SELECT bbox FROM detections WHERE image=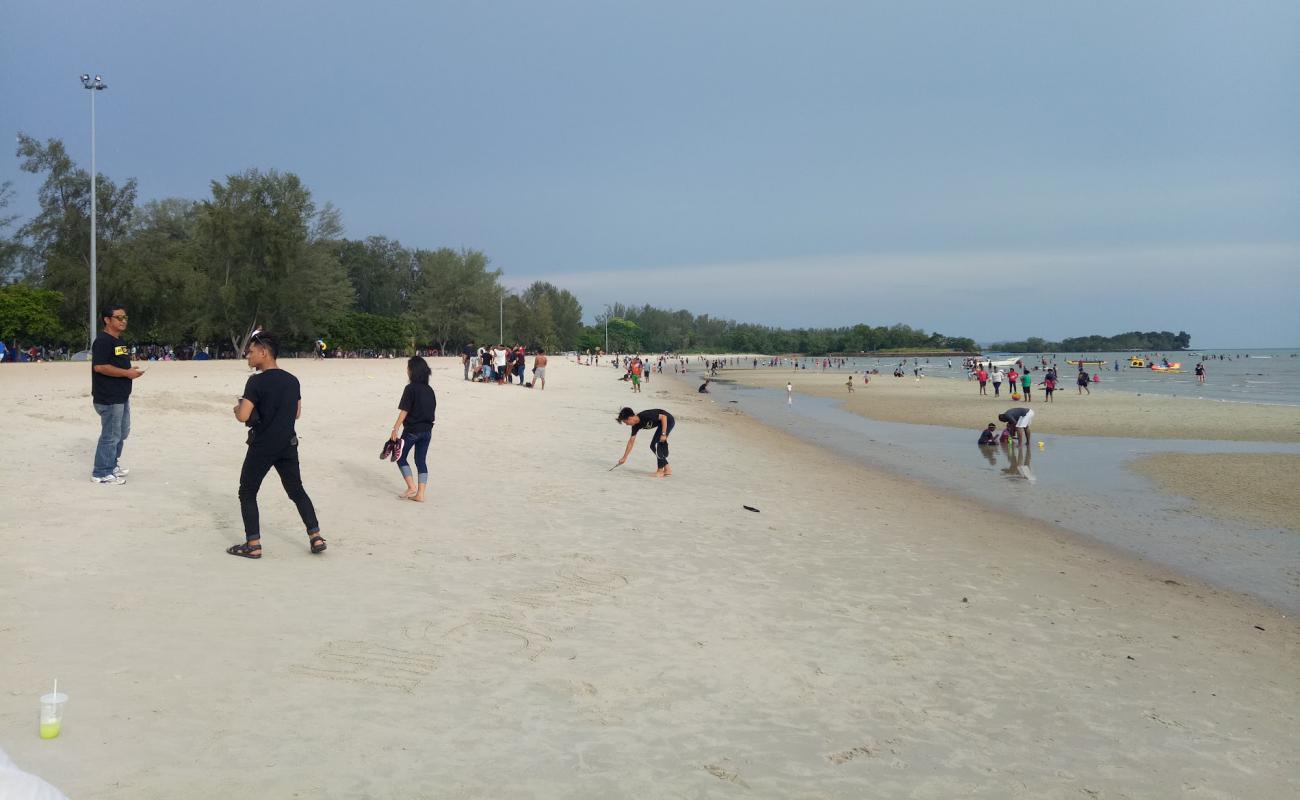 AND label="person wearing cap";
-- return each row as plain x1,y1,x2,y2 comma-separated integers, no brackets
615,407,675,478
